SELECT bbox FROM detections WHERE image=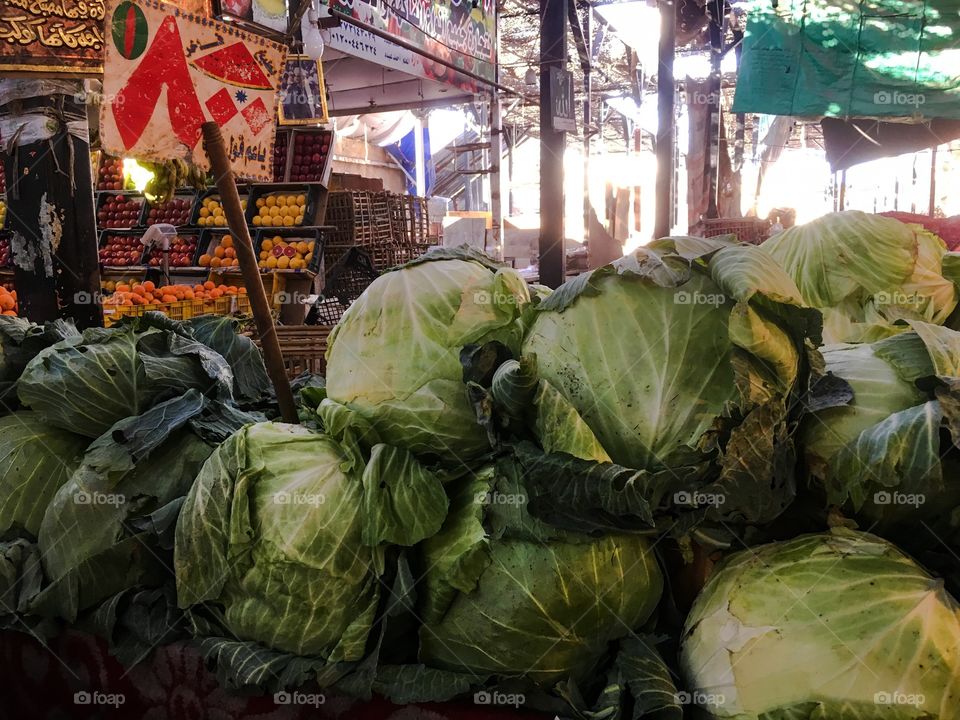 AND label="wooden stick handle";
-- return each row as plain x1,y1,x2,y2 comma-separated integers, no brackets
201,122,299,424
